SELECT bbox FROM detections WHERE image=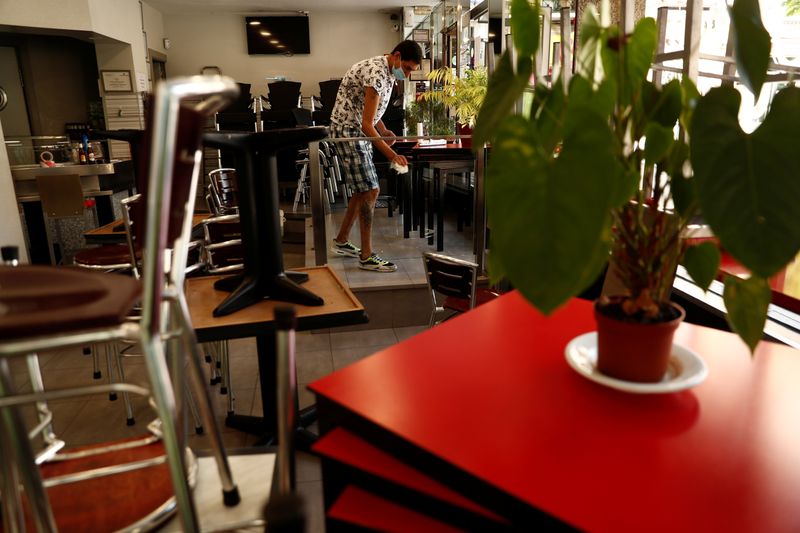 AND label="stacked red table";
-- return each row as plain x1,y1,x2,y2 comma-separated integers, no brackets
310,293,800,531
